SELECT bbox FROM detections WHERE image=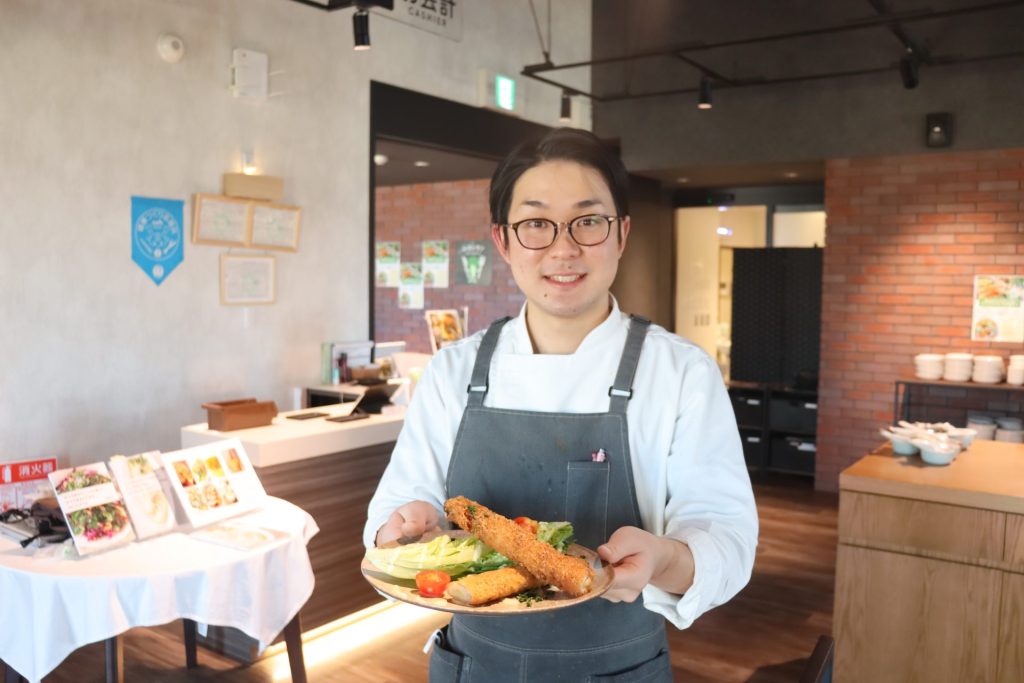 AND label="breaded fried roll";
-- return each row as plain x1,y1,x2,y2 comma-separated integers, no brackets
444,566,544,606
445,496,594,597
